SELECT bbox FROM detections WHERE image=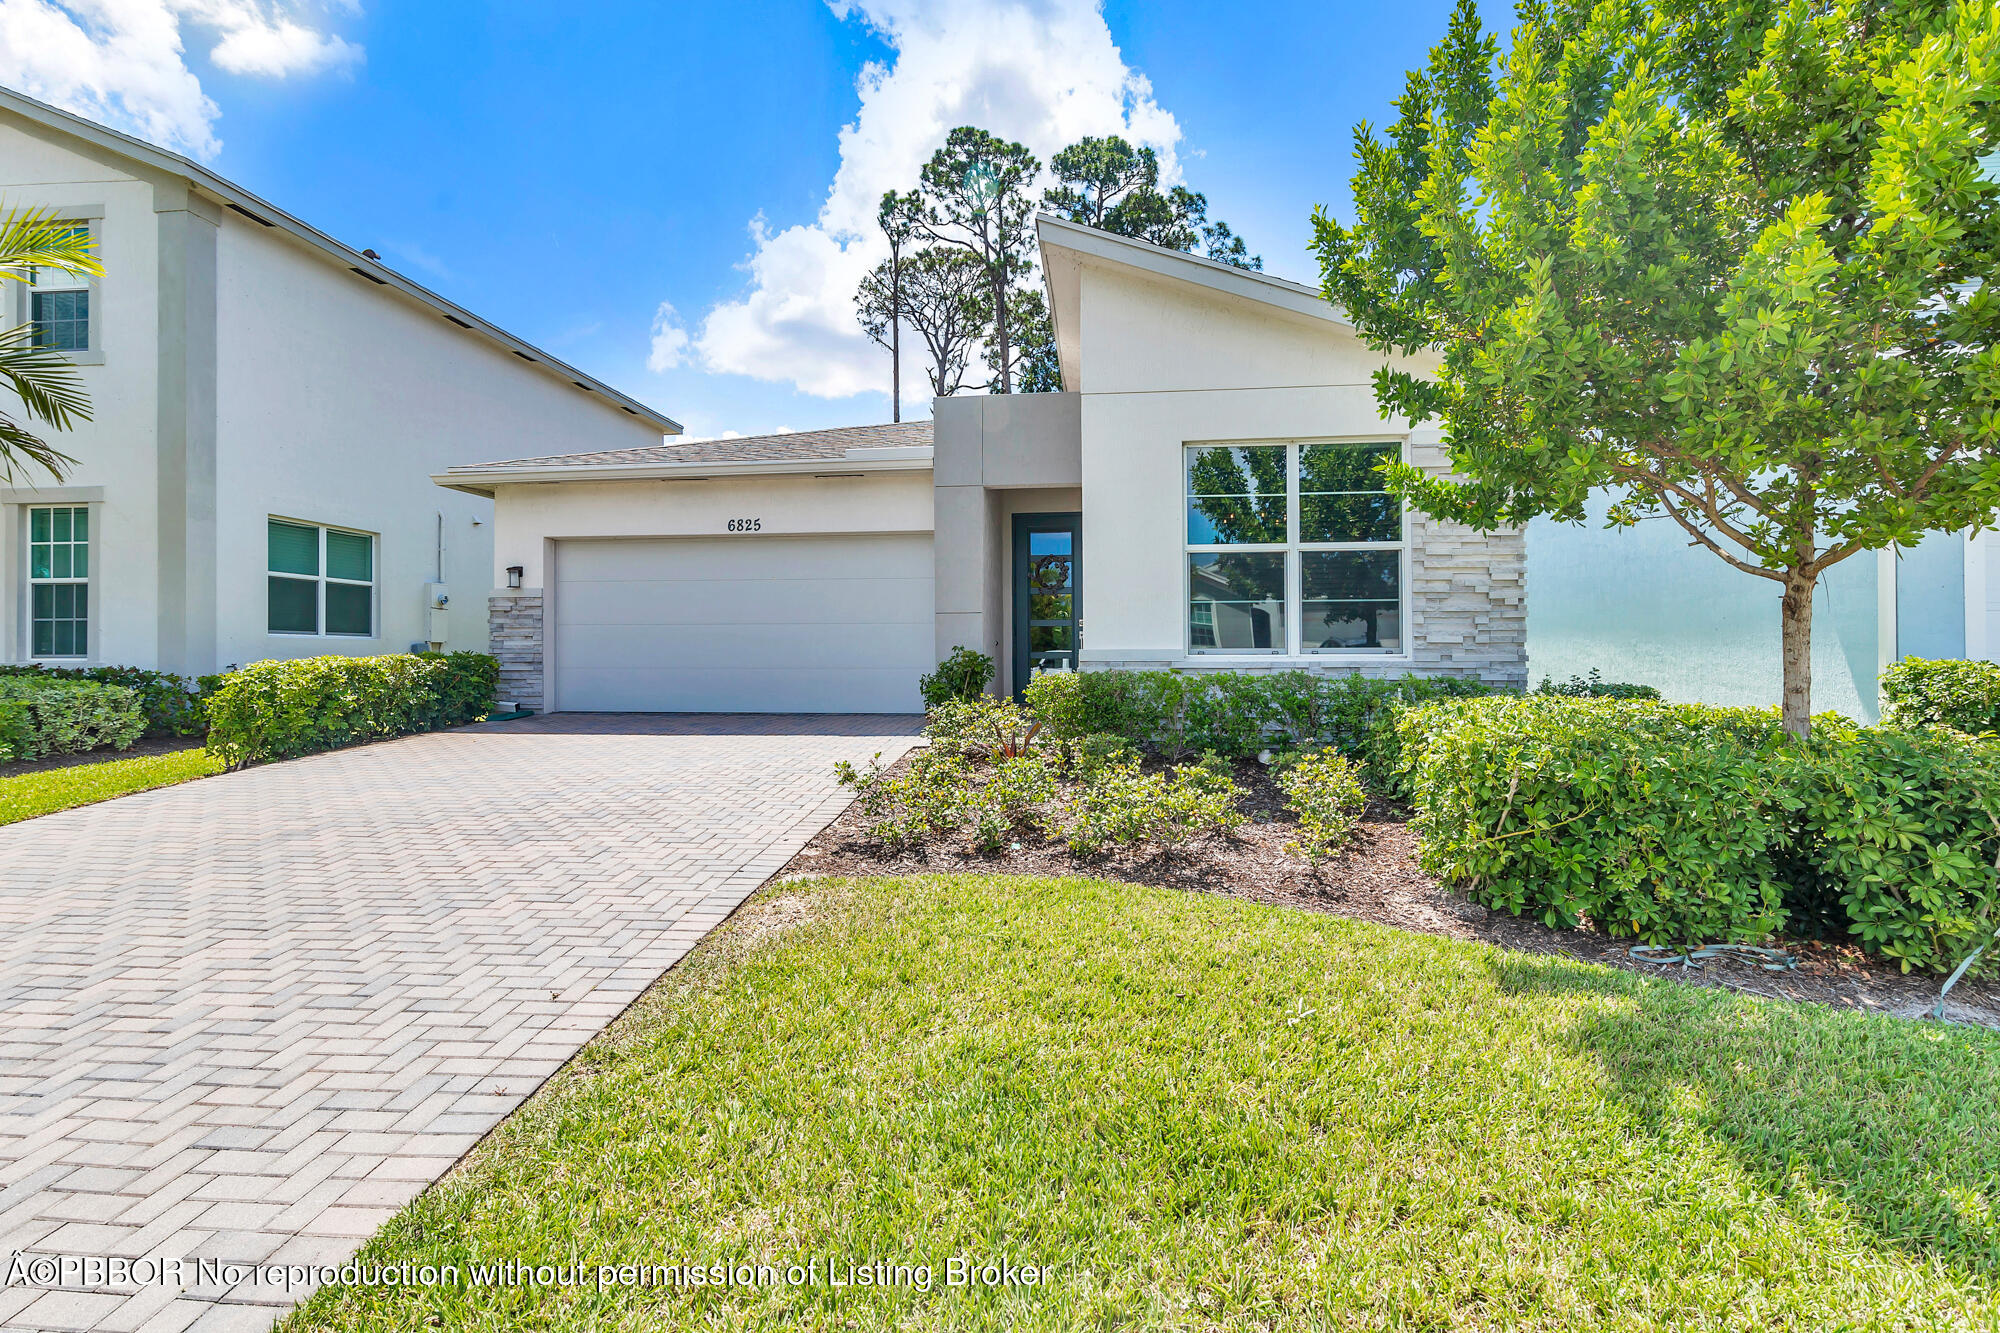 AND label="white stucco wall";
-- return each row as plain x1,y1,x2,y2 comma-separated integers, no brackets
0,120,164,666
1067,260,1523,682
212,211,665,668
1,112,671,674
1975,528,1998,664
489,470,937,590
